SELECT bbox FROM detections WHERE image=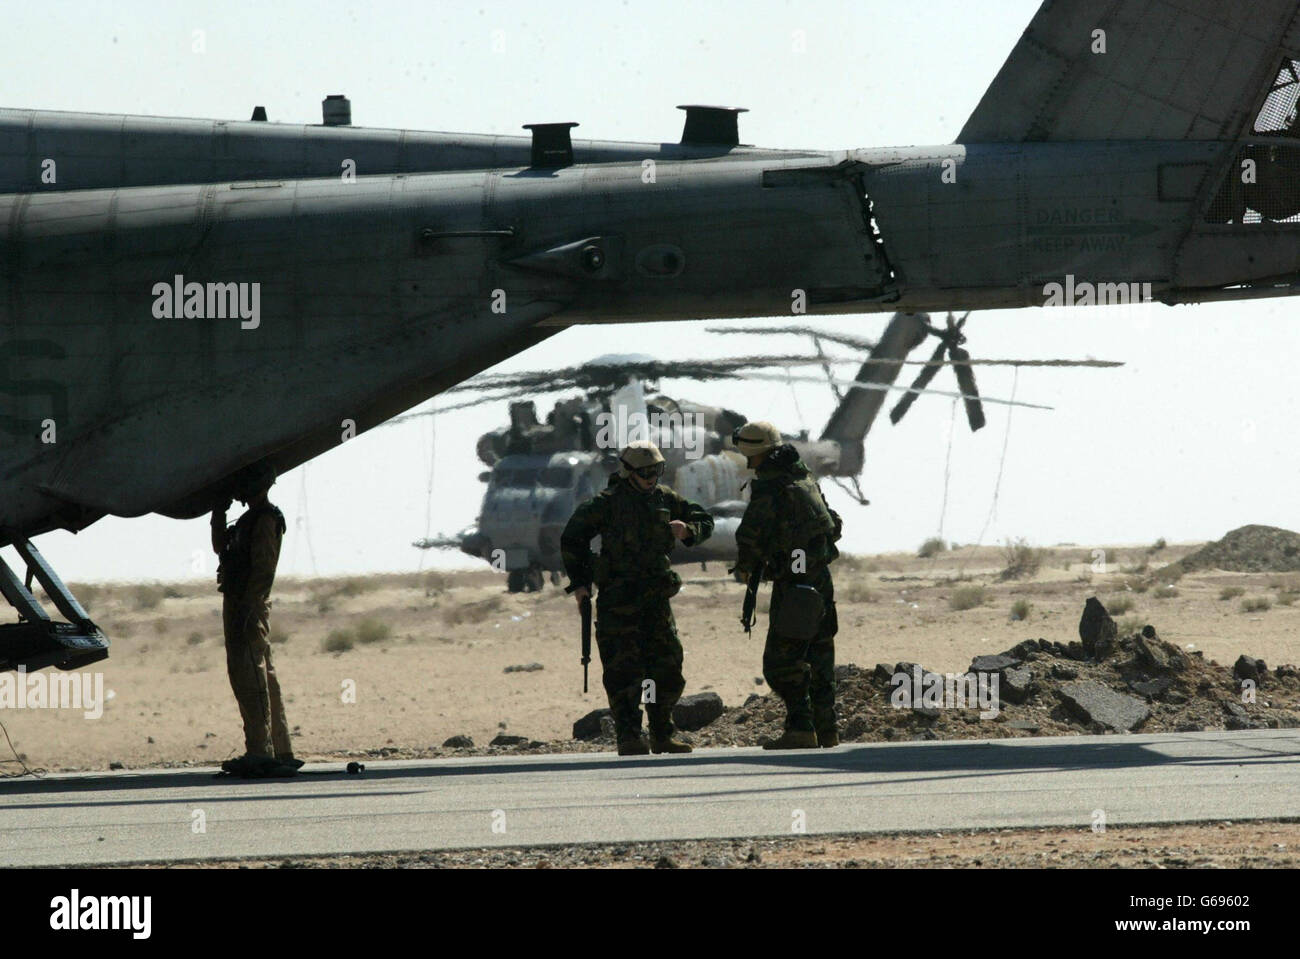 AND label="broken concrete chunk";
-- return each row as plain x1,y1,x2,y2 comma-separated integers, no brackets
1134,627,1189,673
1056,681,1150,731
572,708,612,741
1079,597,1118,659
969,654,1021,674
672,692,725,731
1001,666,1034,705
1233,655,1267,684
